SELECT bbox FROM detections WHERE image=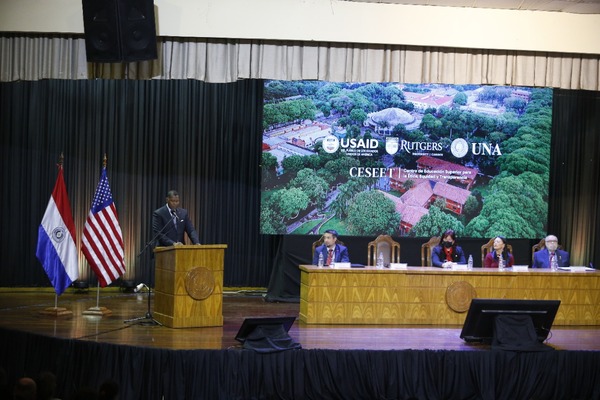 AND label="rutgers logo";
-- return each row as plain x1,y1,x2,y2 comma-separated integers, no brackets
385,137,399,155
